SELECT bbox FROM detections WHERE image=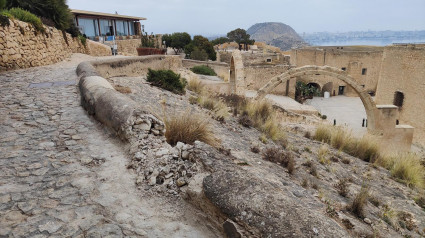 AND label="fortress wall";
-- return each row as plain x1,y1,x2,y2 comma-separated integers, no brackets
375,44,425,145
0,19,111,71
291,47,383,96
